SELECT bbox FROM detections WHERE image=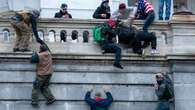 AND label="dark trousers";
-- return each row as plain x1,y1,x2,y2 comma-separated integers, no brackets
143,11,155,33
156,101,170,110
133,31,157,54
102,43,121,65
32,74,55,103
